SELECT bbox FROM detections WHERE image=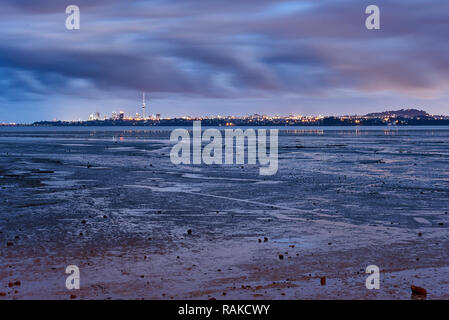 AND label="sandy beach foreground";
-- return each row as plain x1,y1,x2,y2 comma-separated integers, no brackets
1,126,448,299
